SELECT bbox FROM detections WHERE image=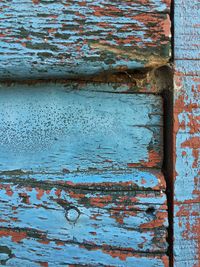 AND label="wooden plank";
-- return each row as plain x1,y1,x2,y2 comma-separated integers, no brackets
0,168,168,265
175,1,200,60
0,237,169,267
0,169,166,191
0,182,168,253
174,1,200,263
173,66,200,266
0,0,171,80
0,83,163,171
